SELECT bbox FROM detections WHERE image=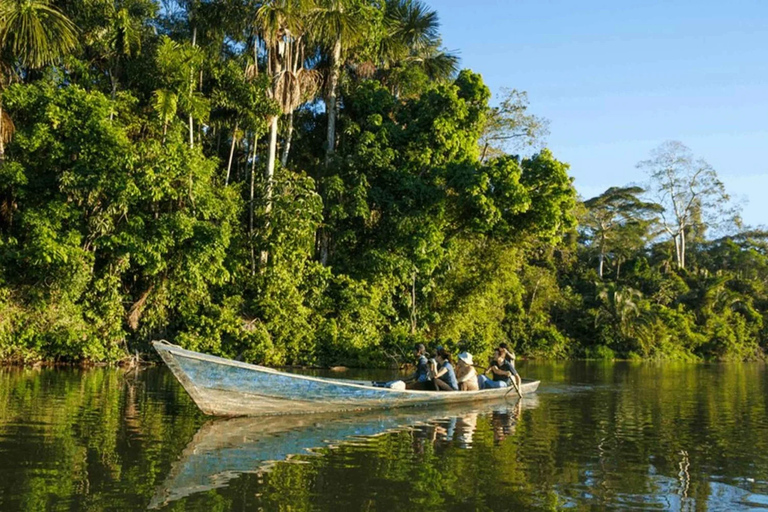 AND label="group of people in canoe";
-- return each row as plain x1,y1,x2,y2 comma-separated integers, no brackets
404,343,521,392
